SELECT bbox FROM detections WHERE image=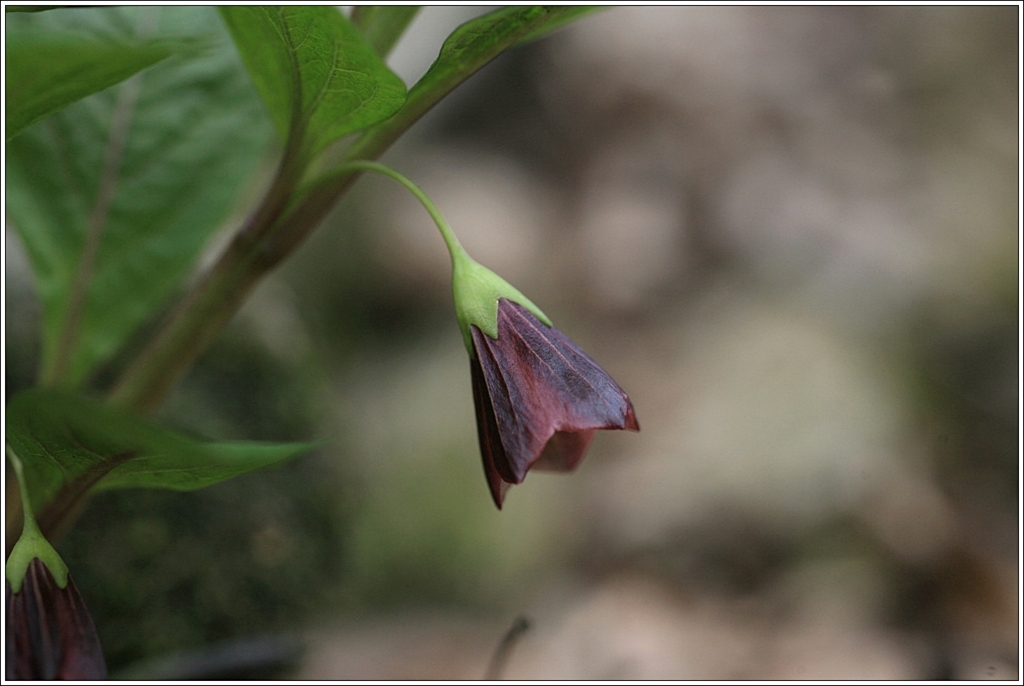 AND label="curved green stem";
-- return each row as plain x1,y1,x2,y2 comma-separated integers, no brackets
333,161,468,265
